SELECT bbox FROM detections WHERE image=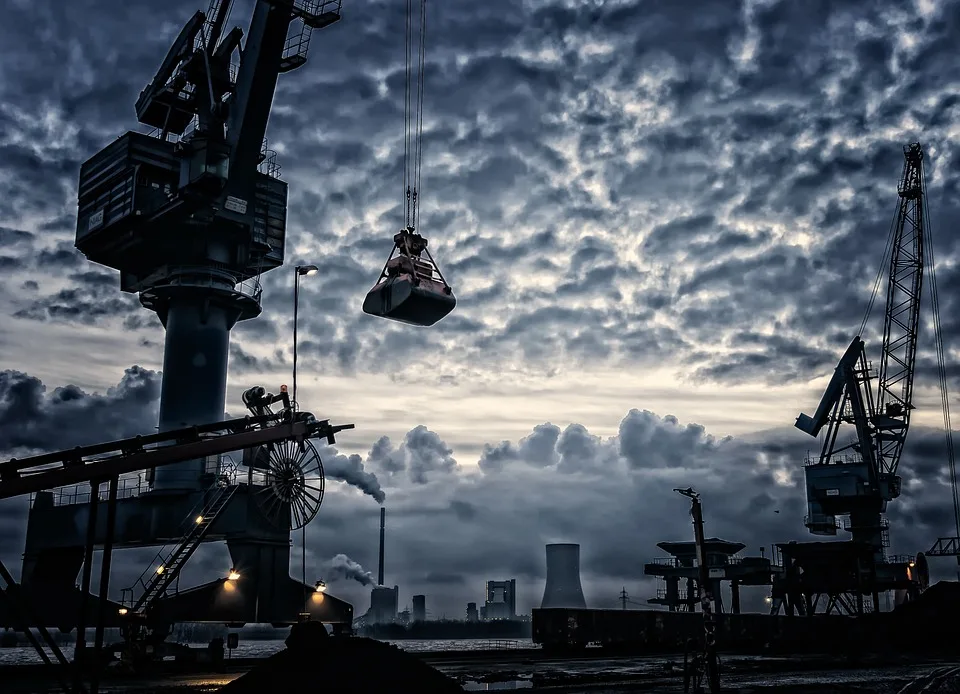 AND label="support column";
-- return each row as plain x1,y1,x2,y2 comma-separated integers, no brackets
74,481,100,687
92,475,119,694
153,300,233,492
731,580,740,615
